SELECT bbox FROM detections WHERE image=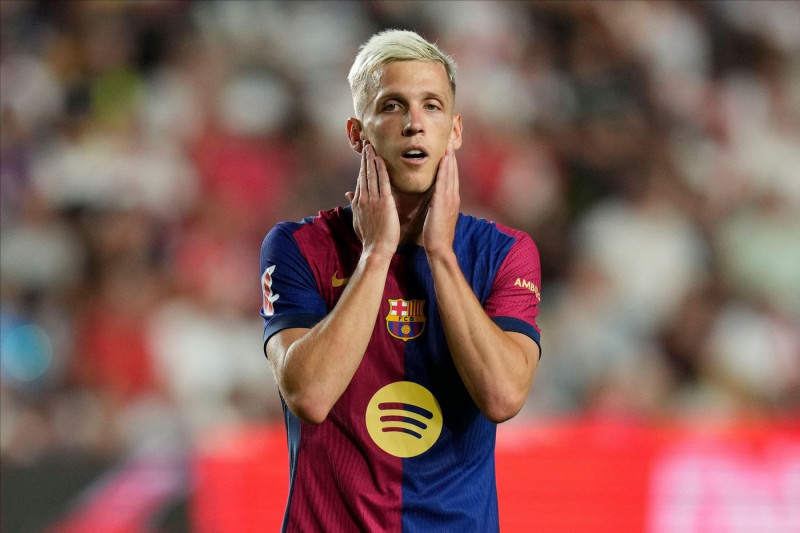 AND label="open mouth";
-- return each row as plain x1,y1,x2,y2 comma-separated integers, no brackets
402,148,428,160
